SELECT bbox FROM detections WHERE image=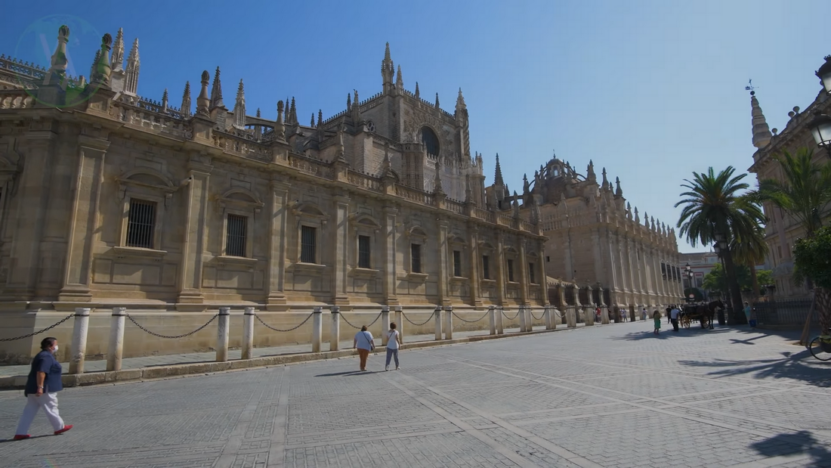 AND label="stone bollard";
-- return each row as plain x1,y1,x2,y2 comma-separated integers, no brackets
566,306,577,328
395,306,403,343
242,307,255,360
434,306,443,340
585,306,595,326
106,307,126,372
544,305,553,330
497,306,505,334
312,307,323,353
526,306,534,332
381,306,390,345
445,306,453,340
519,306,528,332
216,307,231,363
488,306,496,335
554,308,563,325
69,308,91,375
330,306,341,351
601,306,610,325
